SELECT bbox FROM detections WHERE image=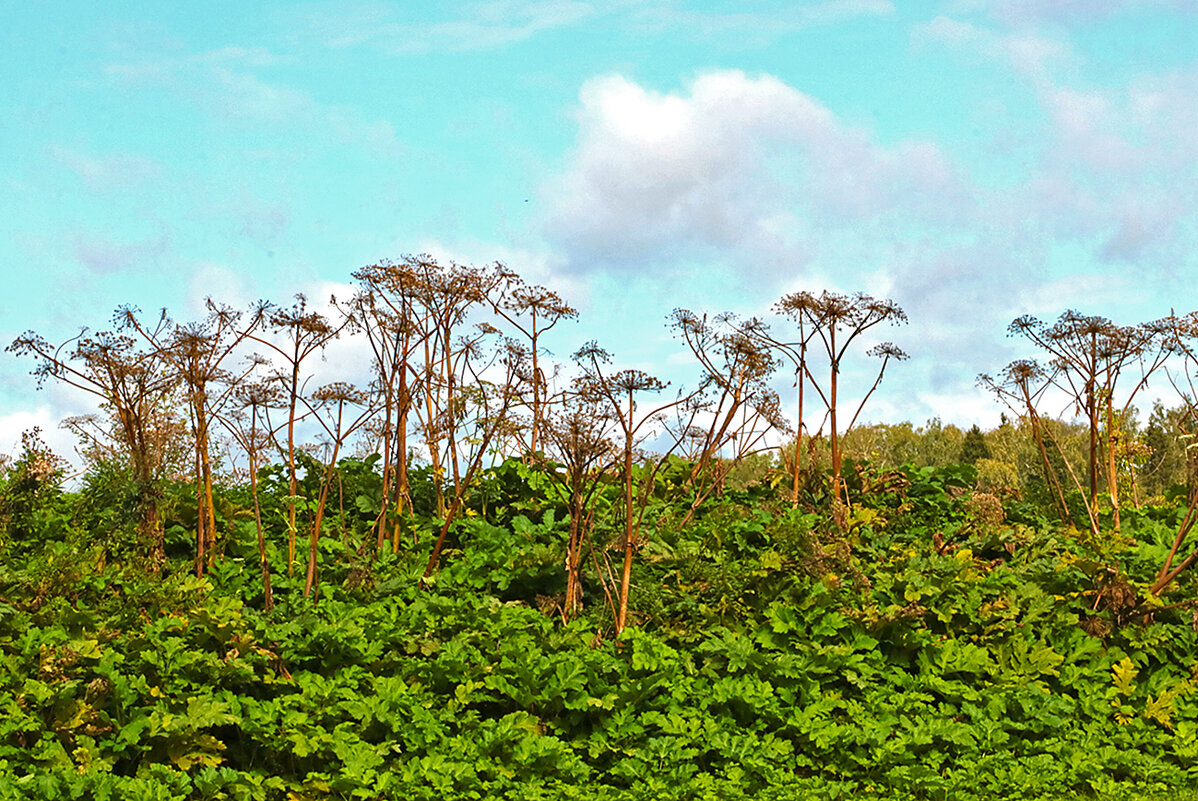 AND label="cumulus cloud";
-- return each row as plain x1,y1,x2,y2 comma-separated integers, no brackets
543,70,969,271
0,407,76,465
535,56,1198,427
